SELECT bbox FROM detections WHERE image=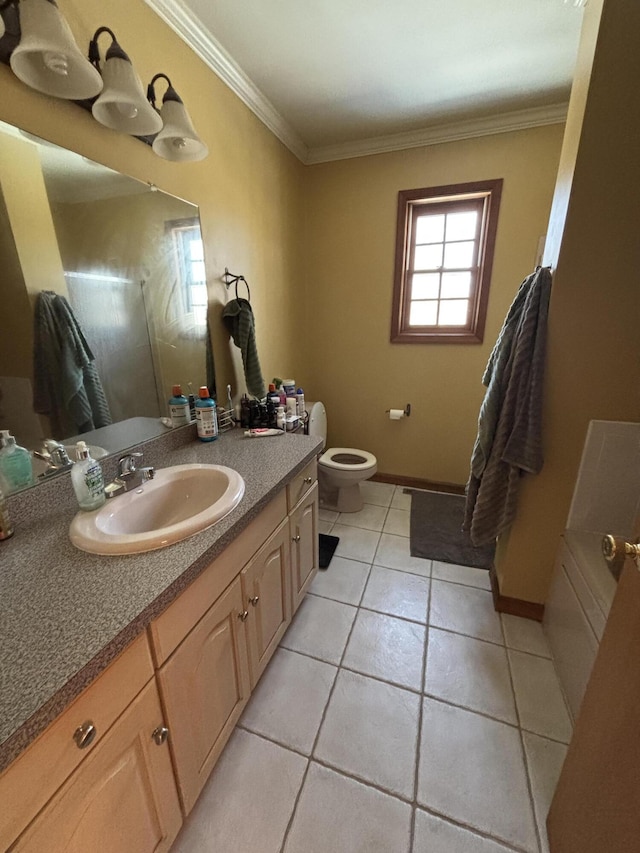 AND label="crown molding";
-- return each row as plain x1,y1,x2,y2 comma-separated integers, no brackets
144,1,567,166
305,103,569,164
143,0,309,162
